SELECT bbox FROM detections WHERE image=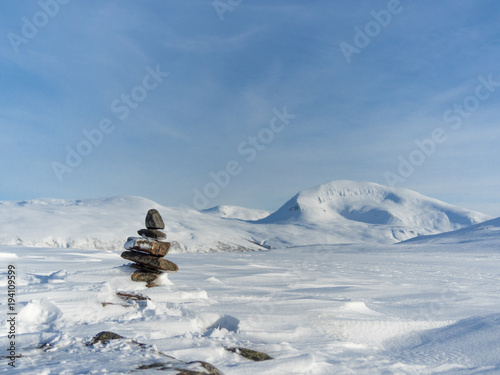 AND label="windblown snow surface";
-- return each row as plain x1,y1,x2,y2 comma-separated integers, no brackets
1,239,500,374
1,181,499,374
